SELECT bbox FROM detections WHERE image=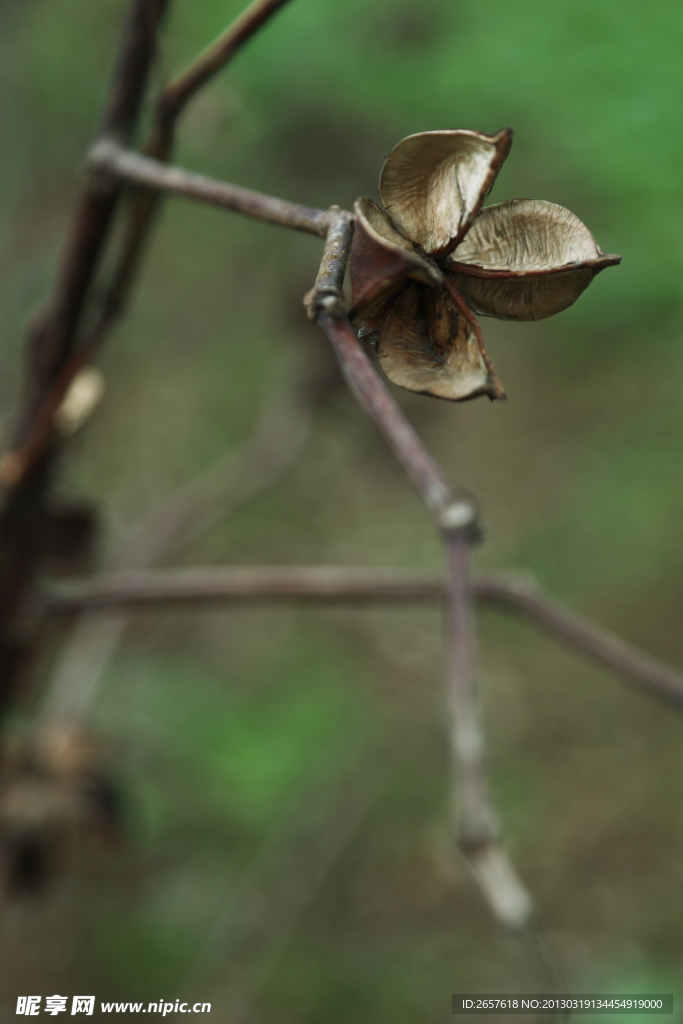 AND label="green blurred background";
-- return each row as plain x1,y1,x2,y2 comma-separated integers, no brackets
1,0,683,1019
